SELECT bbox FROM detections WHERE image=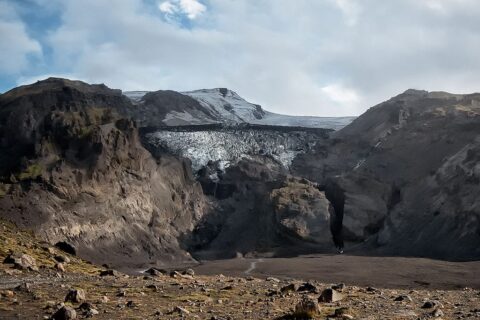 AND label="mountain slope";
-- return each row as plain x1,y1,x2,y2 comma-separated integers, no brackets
124,88,355,129
292,89,480,260
0,78,208,269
